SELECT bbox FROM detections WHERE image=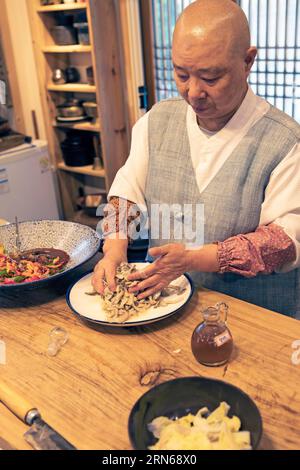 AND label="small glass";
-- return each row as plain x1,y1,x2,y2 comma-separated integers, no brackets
47,327,69,357
191,302,233,366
